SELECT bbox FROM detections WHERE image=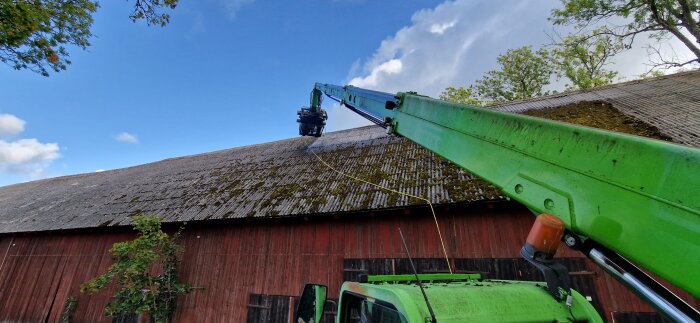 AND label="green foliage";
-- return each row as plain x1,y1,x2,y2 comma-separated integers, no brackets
0,0,97,76
551,0,700,68
552,29,624,90
474,46,554,104
441,36,624,105
59,295,78,323
640,69,666,79
131,0,179,26
81,216,195,322
439,86,483,106
0,0,177,76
